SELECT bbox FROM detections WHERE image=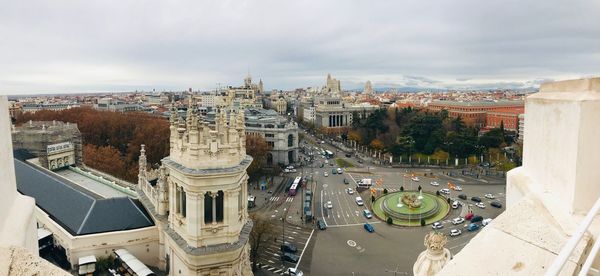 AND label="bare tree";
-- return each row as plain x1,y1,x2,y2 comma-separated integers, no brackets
249,214,275,272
